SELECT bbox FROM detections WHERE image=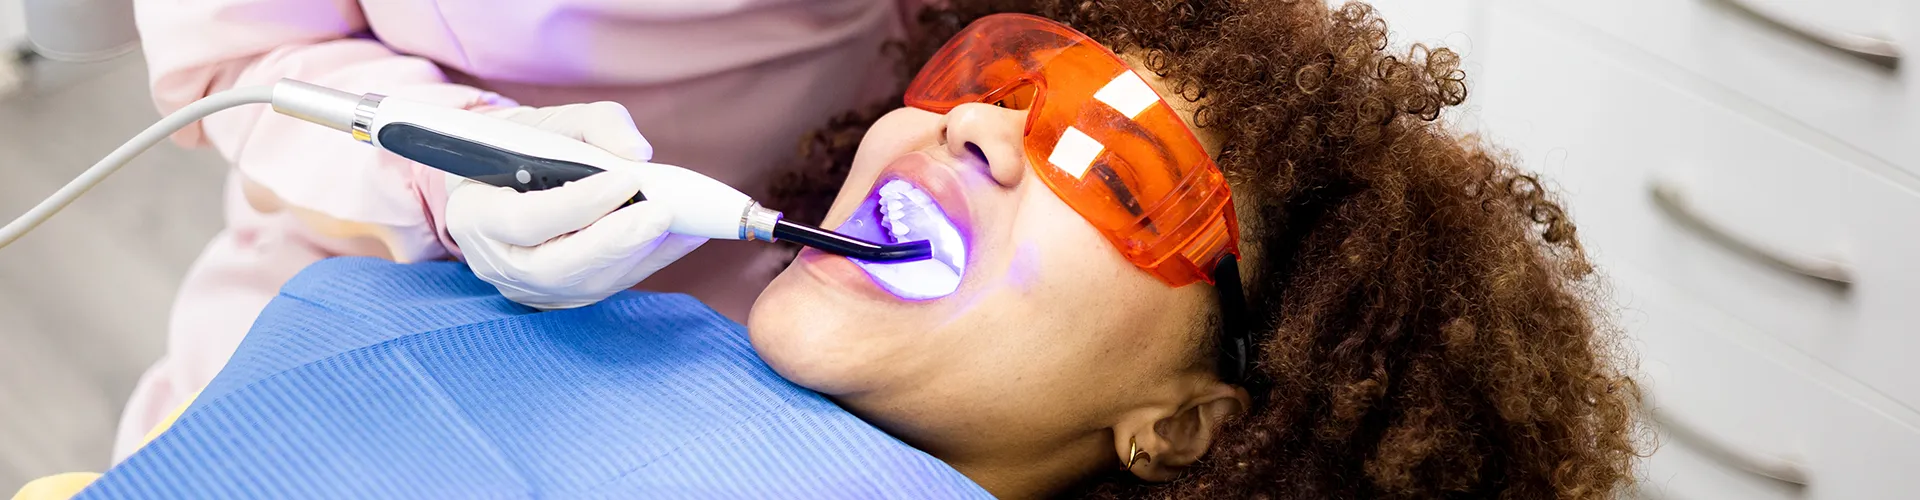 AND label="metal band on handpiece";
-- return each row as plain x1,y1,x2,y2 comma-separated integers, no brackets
740,202,781,242
350,94,385,144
